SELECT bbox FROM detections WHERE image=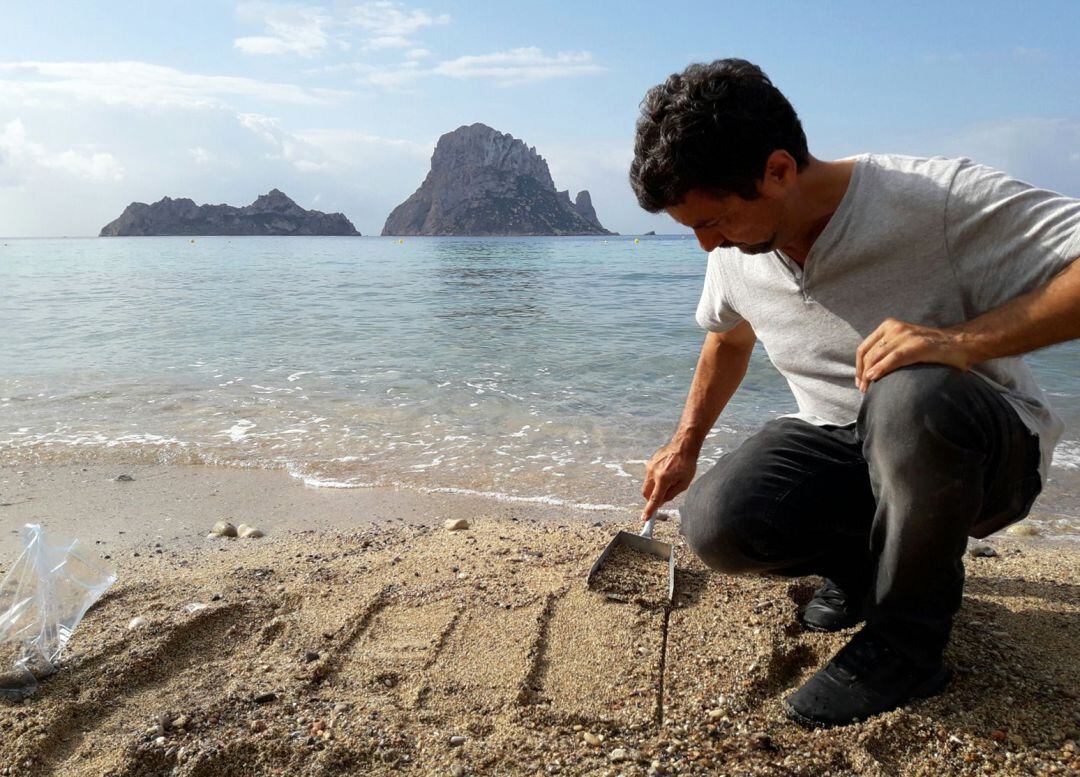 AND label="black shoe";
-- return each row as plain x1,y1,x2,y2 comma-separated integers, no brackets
800,579,864,632
783,627,950,728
